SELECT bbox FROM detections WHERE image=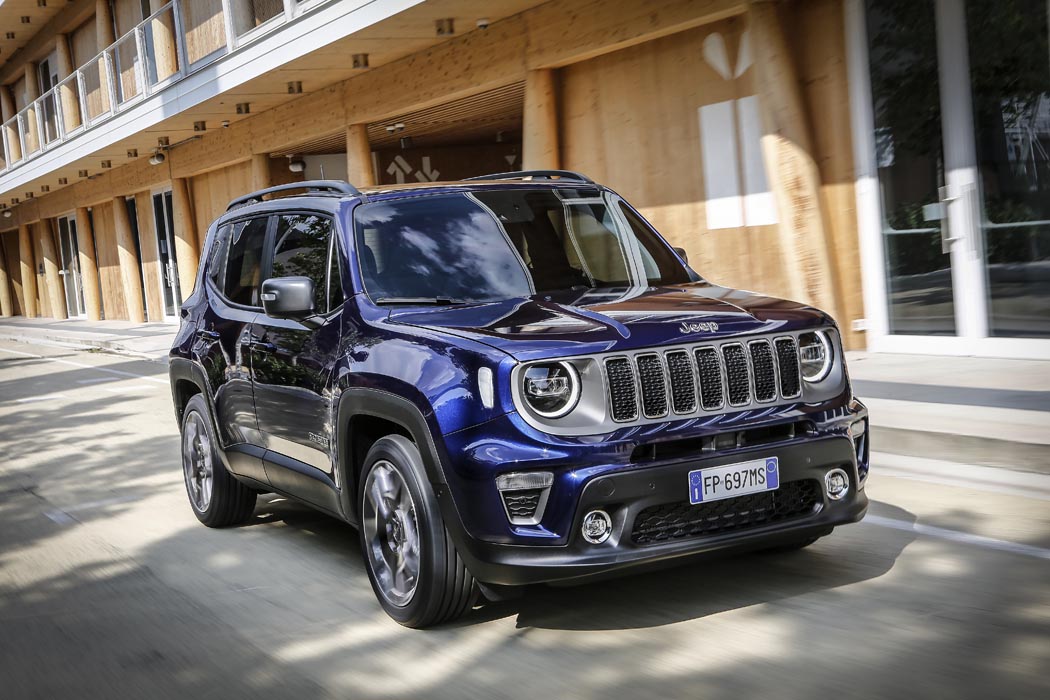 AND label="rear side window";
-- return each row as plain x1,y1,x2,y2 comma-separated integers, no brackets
271,213,340,313
224,217,269,306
